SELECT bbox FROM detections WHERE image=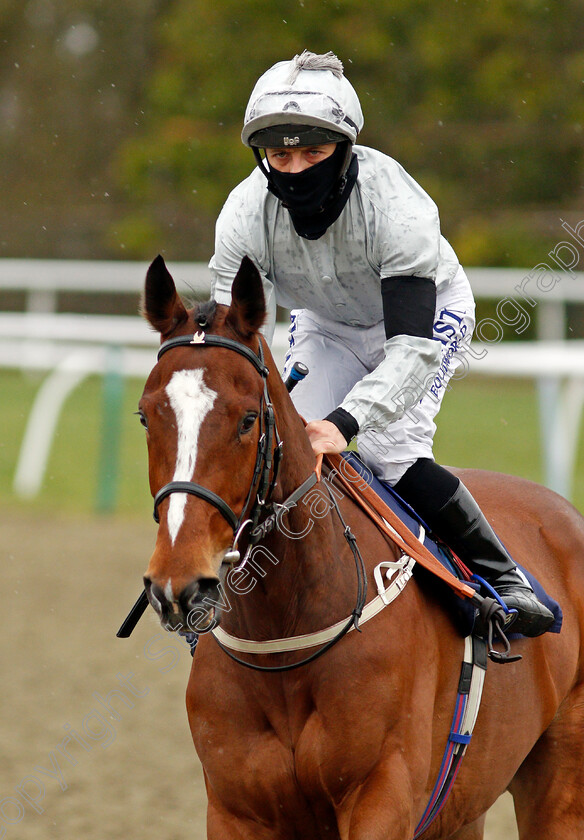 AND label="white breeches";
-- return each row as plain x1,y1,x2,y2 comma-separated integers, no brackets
282,267,475,485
